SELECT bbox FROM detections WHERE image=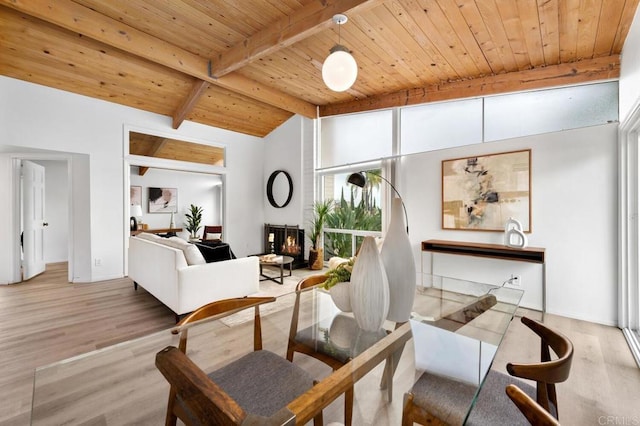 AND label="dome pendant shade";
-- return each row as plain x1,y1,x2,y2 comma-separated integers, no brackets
322,45,358,92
